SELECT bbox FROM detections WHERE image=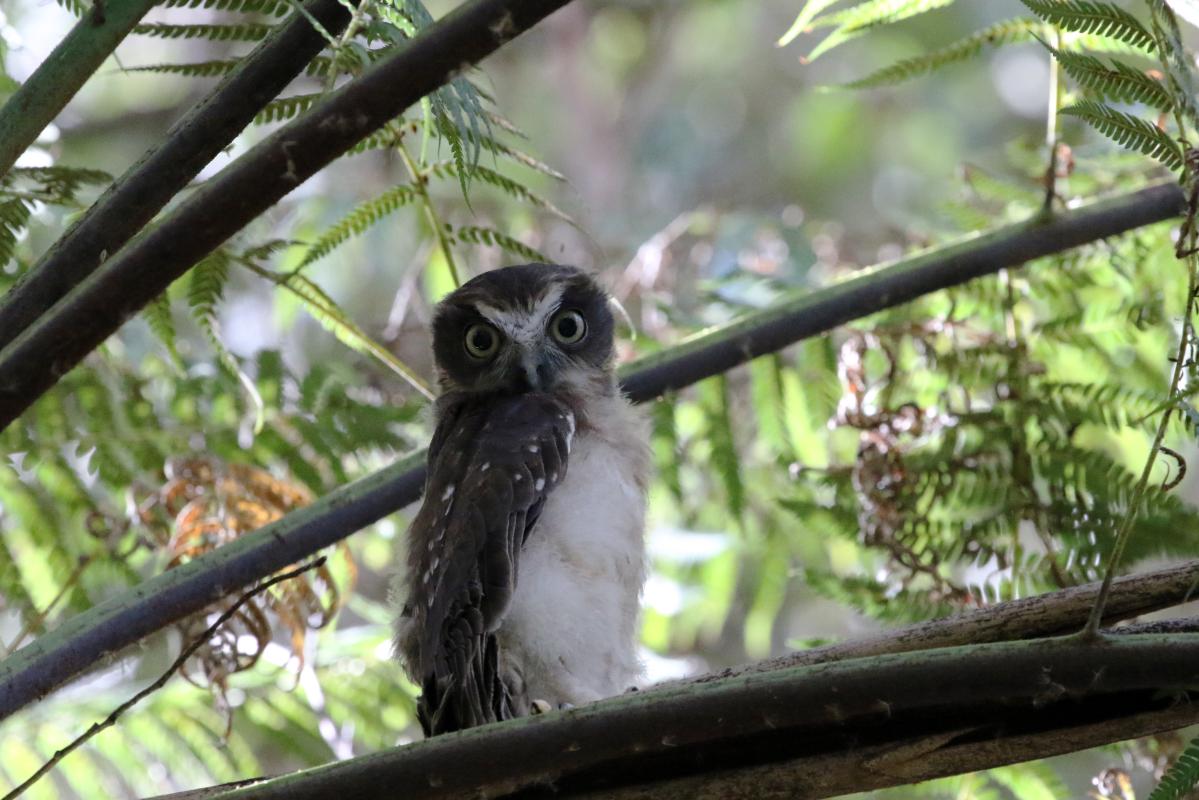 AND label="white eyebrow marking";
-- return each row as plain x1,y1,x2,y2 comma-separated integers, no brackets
474,284,566,345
